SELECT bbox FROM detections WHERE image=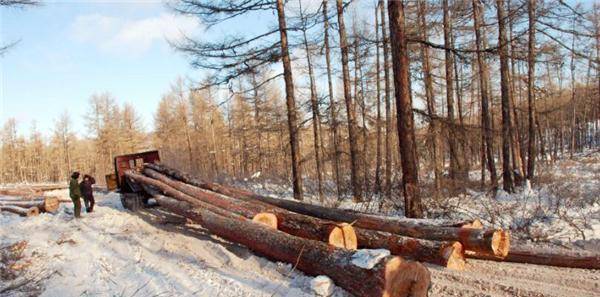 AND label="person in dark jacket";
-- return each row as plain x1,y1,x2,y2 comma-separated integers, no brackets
80,174,96,213
69,172,82,218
